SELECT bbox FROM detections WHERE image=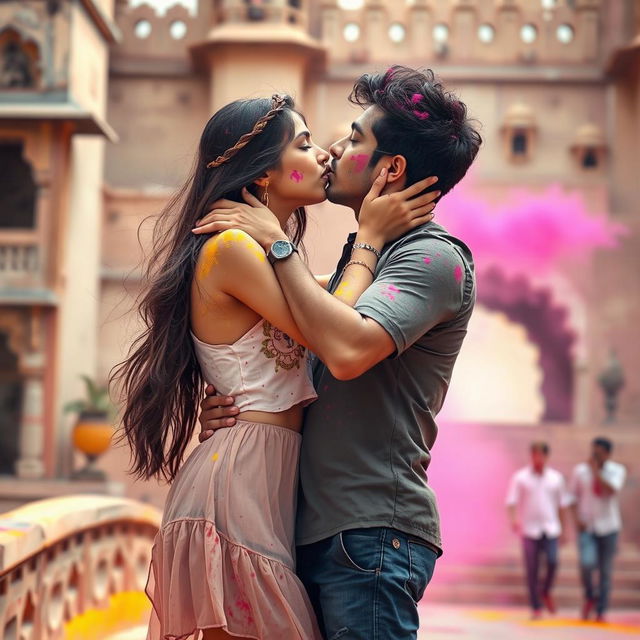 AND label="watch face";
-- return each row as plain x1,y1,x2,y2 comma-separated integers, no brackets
271,240,293,259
